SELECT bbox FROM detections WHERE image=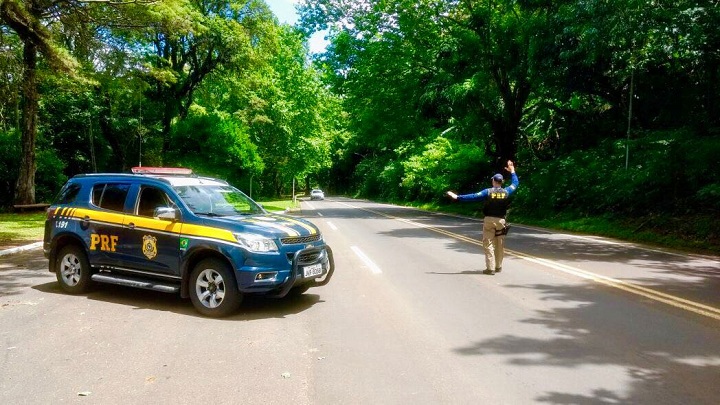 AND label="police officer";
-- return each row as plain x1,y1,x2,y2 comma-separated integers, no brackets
446,160,519,275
